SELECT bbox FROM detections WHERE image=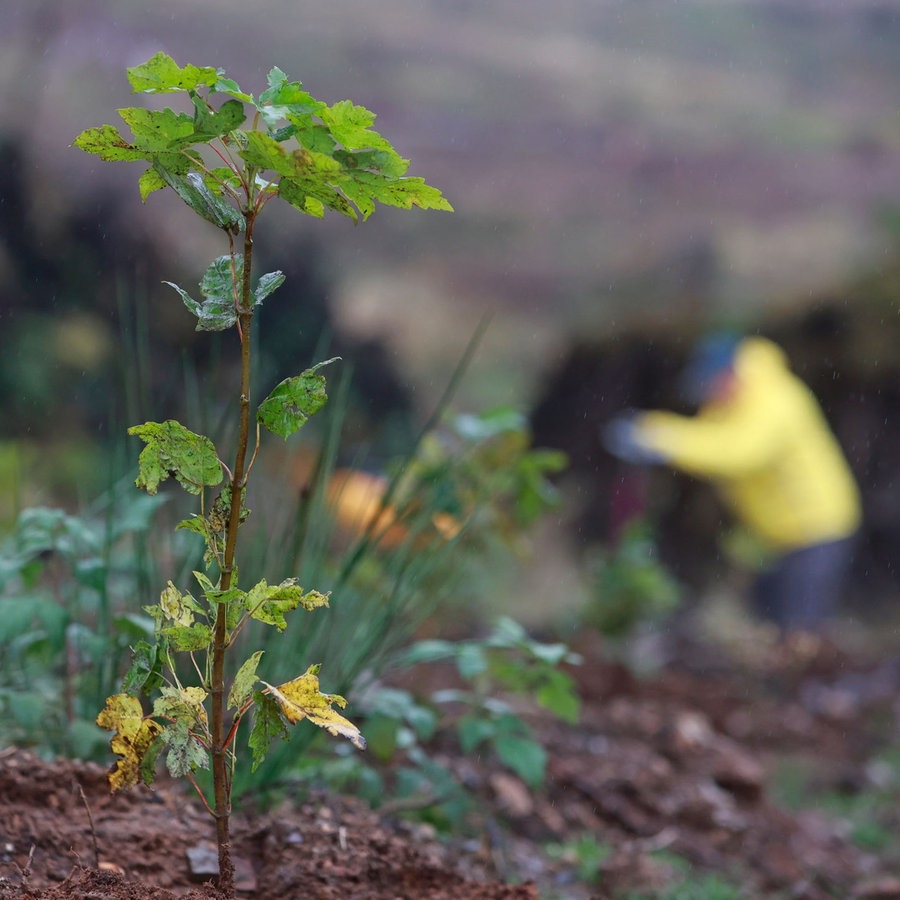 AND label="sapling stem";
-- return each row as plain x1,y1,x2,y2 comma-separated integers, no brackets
209,219,256,895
